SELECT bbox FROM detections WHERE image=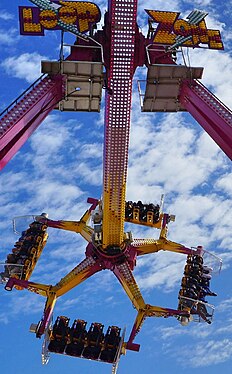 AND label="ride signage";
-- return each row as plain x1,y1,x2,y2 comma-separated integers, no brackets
18,2,223,51
146,10,224,50
19,1,101,35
